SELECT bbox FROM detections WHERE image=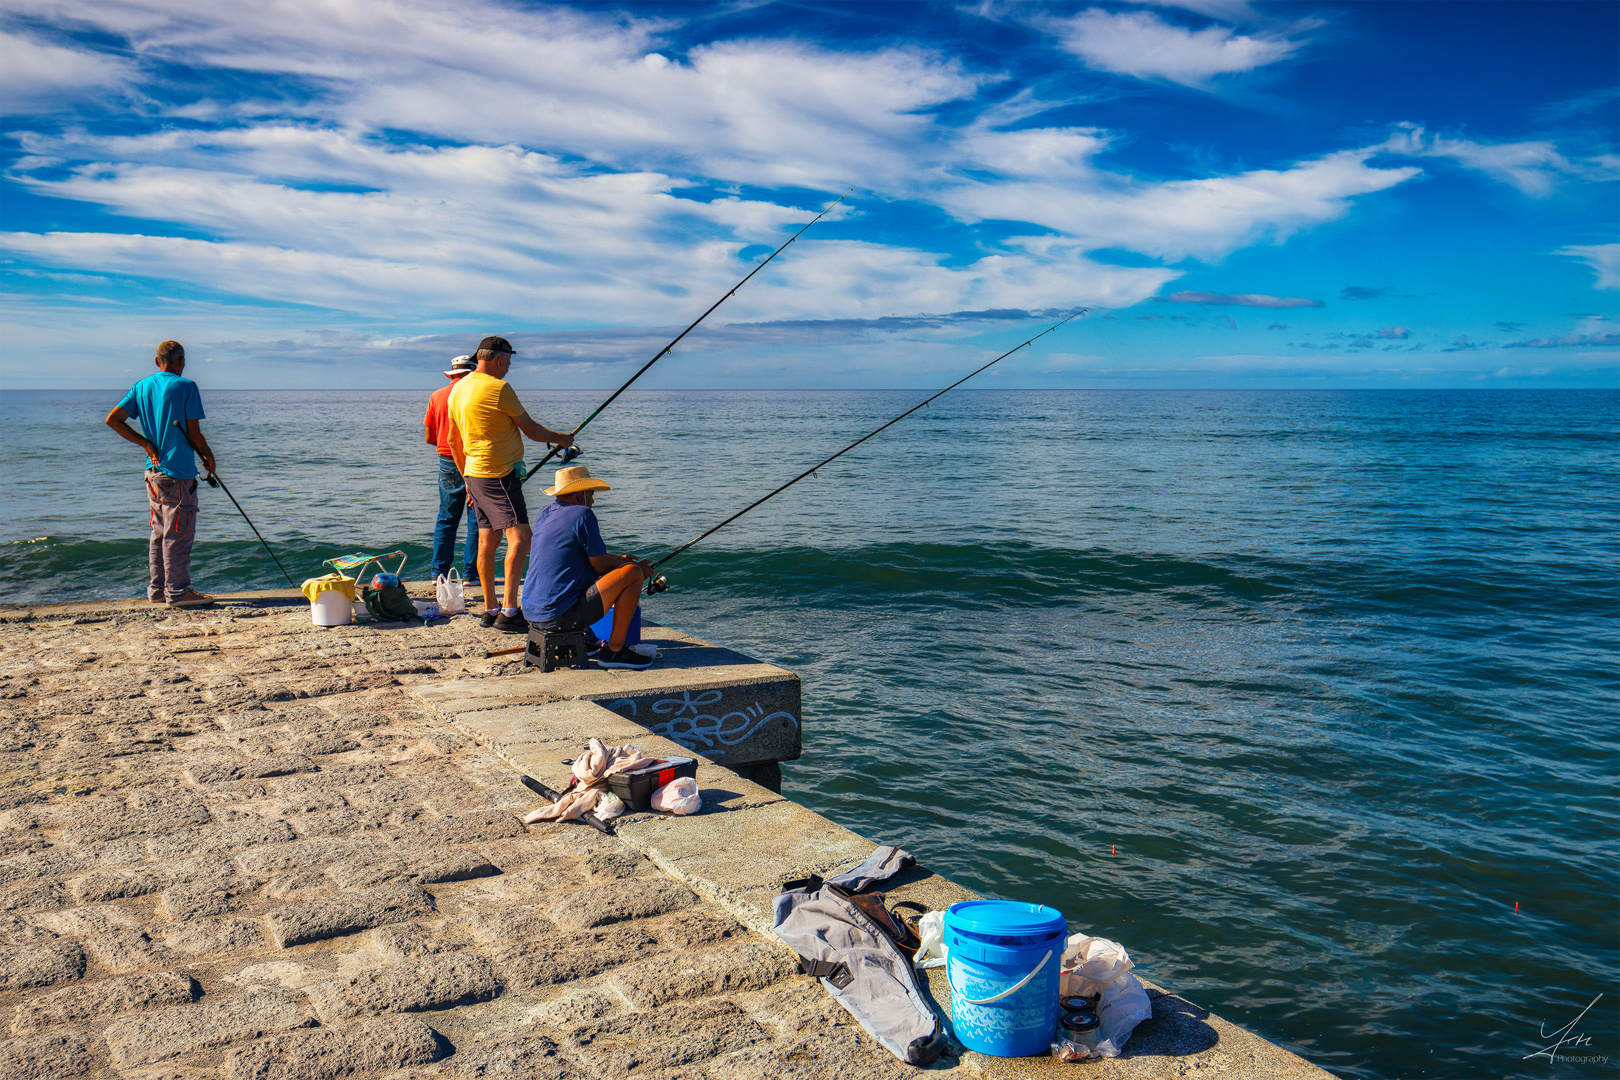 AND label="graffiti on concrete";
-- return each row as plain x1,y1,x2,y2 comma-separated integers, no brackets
605,688,798,752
